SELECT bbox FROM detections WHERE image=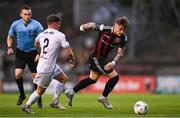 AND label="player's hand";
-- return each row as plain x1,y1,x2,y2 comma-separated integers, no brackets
7,47,13,55
34,54,40,62
104,61,115,71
